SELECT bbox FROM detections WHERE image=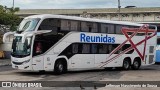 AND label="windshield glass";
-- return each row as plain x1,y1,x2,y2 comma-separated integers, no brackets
18,18,40,32
12,36,32,57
